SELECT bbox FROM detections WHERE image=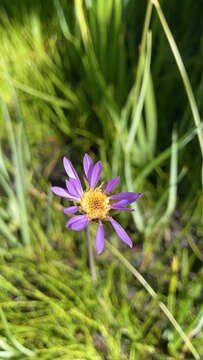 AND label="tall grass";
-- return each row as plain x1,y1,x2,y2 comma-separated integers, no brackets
0,0,202,359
